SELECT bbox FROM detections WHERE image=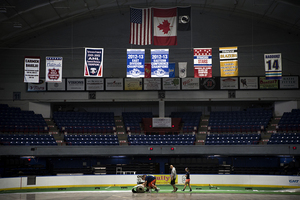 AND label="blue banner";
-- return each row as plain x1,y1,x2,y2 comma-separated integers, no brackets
127,49,145,78
84,48,103,77
169,63,175,78
151,49,169,77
